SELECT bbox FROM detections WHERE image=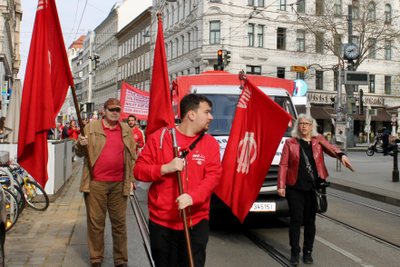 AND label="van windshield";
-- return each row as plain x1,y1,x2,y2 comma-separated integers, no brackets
205,94,295,136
